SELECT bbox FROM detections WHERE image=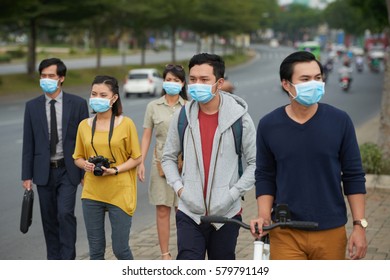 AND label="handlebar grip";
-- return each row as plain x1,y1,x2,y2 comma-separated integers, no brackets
287,221,319,229
200,215,229,224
